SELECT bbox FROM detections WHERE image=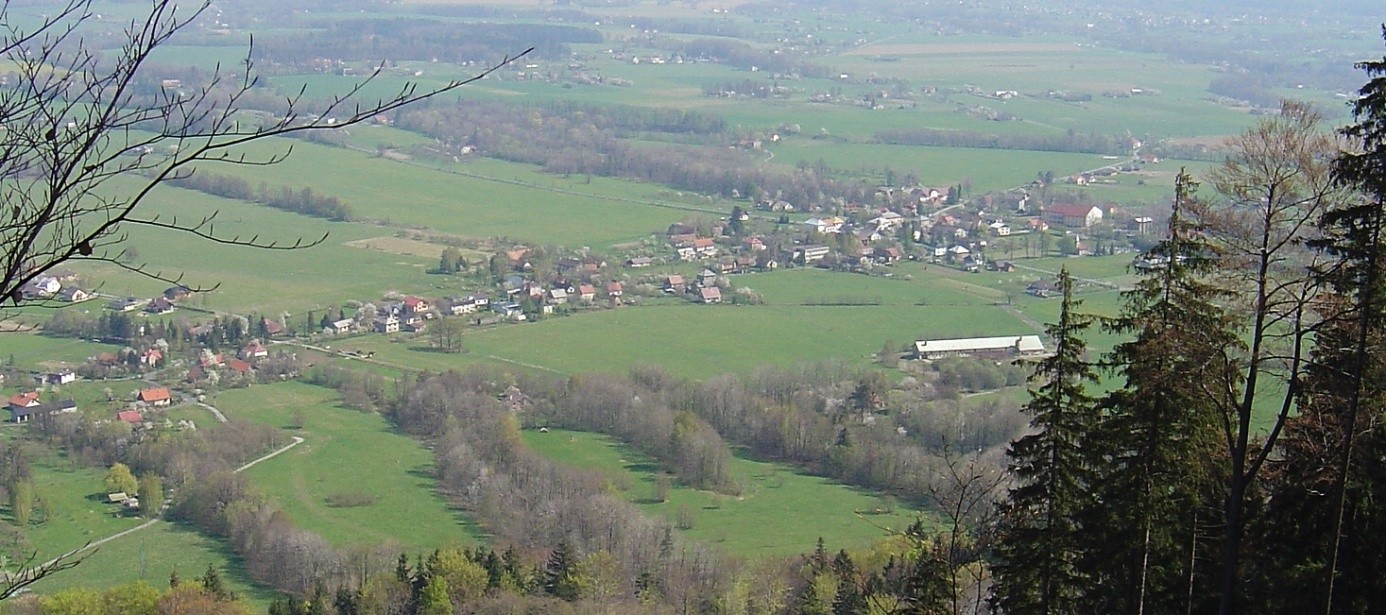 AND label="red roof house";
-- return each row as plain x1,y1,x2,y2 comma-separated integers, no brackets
138,387,172,406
